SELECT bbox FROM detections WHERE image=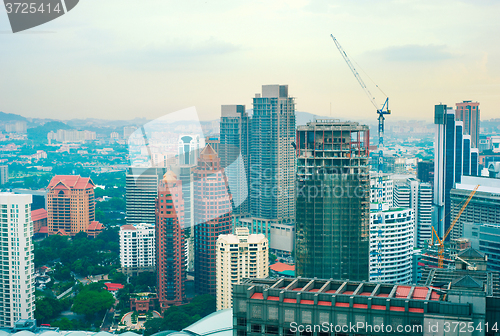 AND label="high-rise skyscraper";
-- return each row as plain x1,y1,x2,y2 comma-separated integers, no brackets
216,227,268,310
156,171,186,309
433,104,479,238
126,167,166,225
219,105,250,218
456,101,480,148
119,223,155,276
369,203,414,284
246,85,296,257
394,178,433,248
295,120,370,281
177,134,204,272
0,193,35,327
193,145,232,296
47,175,95,236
